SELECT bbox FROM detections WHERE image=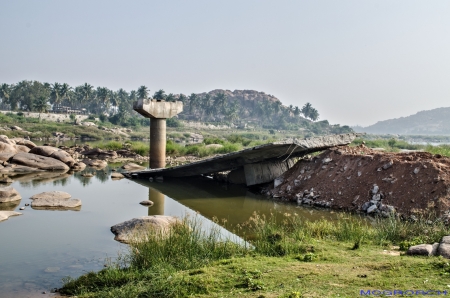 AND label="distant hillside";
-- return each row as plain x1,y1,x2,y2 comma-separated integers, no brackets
353,107,450,135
